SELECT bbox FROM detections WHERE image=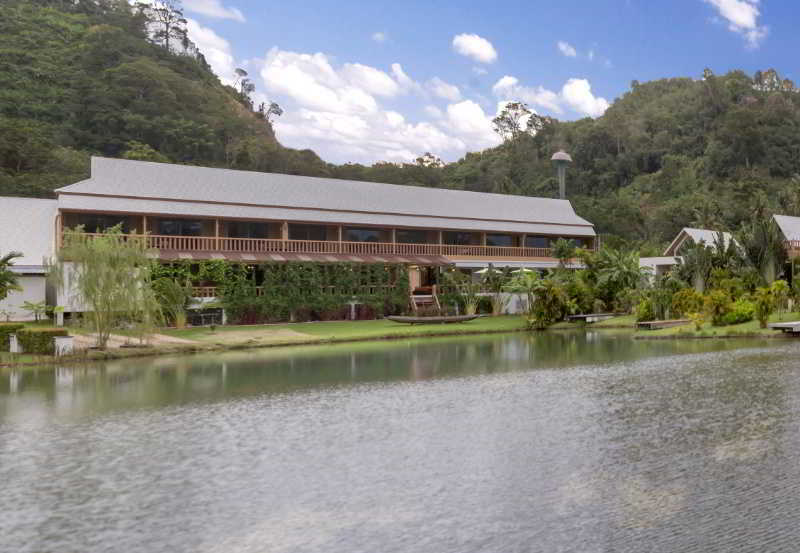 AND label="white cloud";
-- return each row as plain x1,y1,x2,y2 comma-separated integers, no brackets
492,75,609,118
588,49,595,61
557,41,577,57
186,18,237,85
183,0,245,22
371,31,387,43
560,78,610,117
259,47,499,163
472,66,488,75
492,75,562,114
428,77,462,102
341,63,400,97
703,0,768,48
452,33,498,63
444,100,500,150
424,105,443,119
